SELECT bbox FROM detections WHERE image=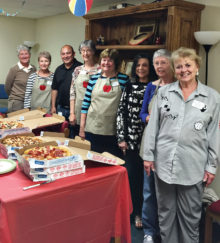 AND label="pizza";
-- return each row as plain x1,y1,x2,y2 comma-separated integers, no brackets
23,145,71,160
0,121,24,129
2,136,43,148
